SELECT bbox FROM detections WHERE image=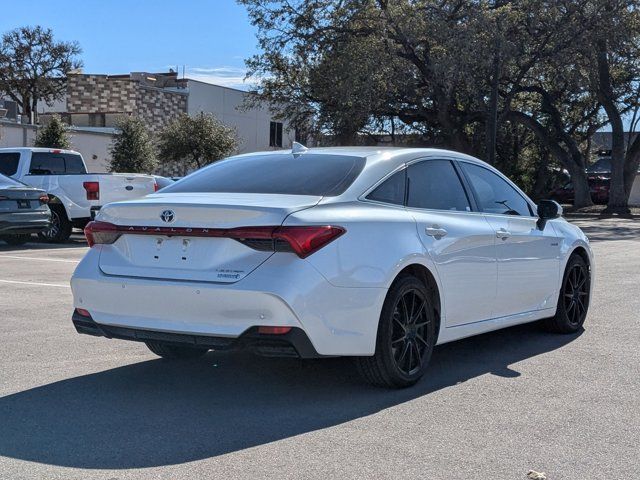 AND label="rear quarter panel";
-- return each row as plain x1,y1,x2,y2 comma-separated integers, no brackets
284,201,438,290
